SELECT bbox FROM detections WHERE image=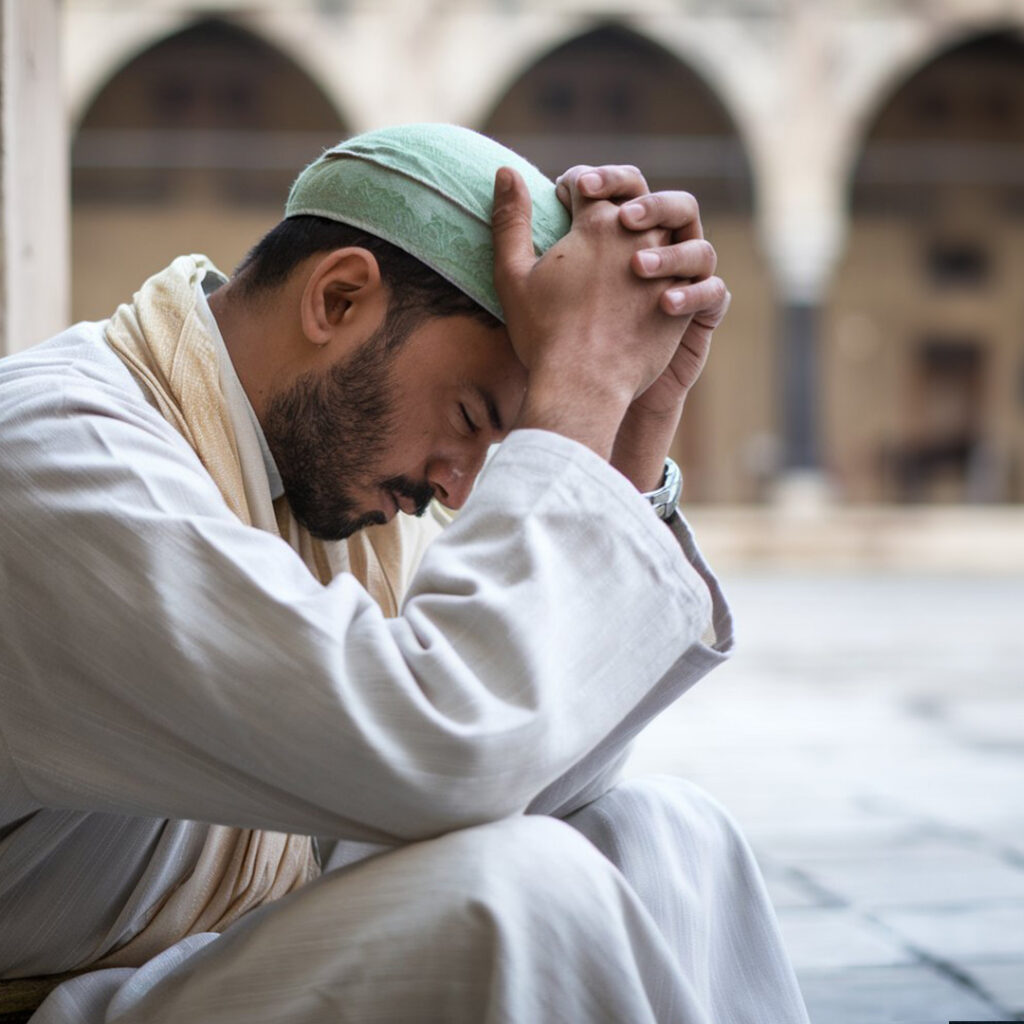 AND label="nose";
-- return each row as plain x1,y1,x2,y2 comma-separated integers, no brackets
426,445,488,510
